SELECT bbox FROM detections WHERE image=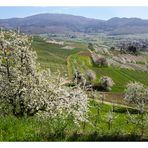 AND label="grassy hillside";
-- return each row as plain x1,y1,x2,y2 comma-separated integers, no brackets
67,51,148,92
0,100,146,141
32,36,87,73
31,36,148,92
0,33,148,141
93,67,148,92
